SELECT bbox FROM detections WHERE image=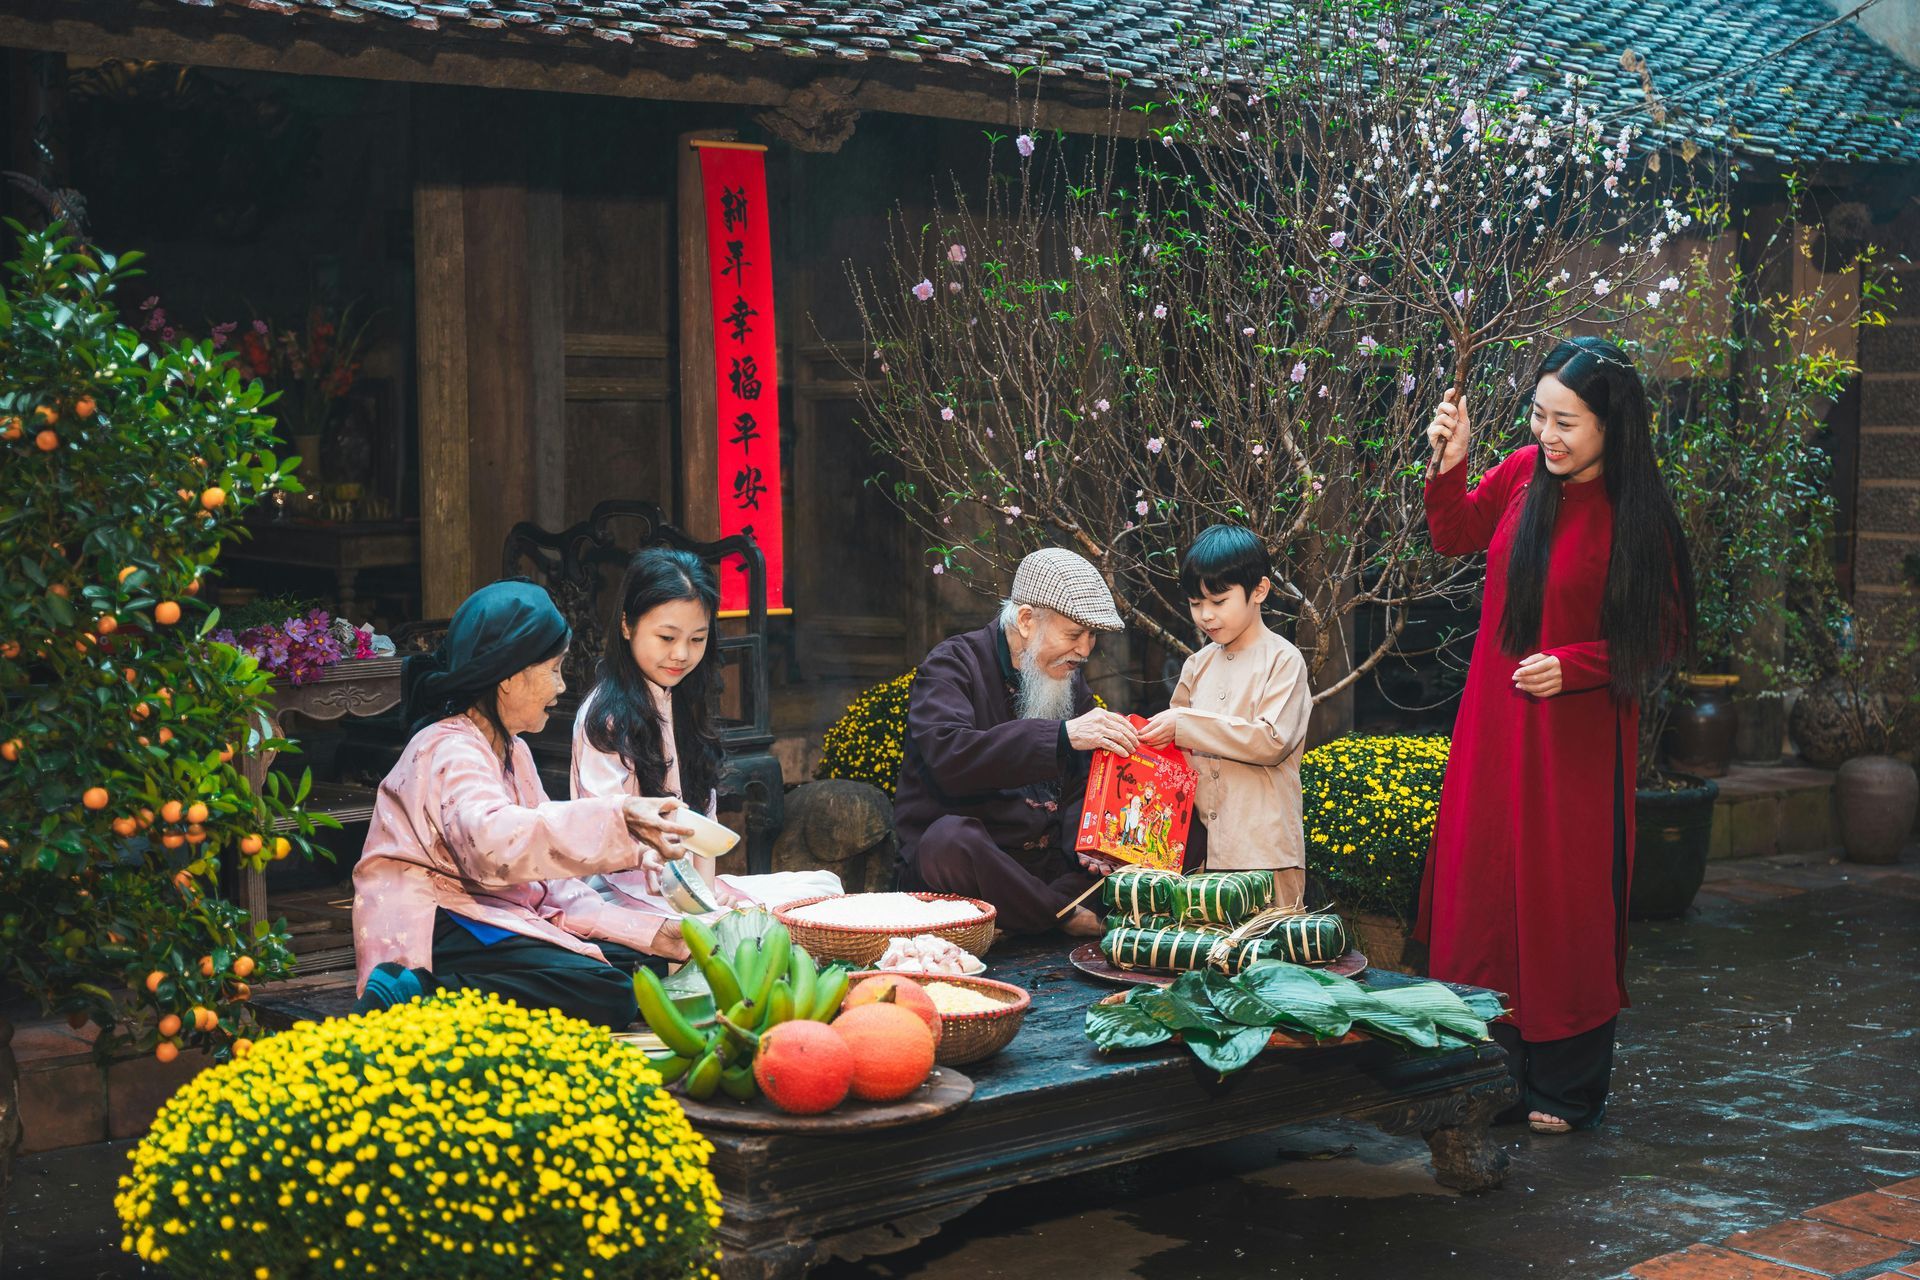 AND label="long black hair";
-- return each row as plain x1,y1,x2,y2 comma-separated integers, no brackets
1500,336,1696,701
583,548,723,809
